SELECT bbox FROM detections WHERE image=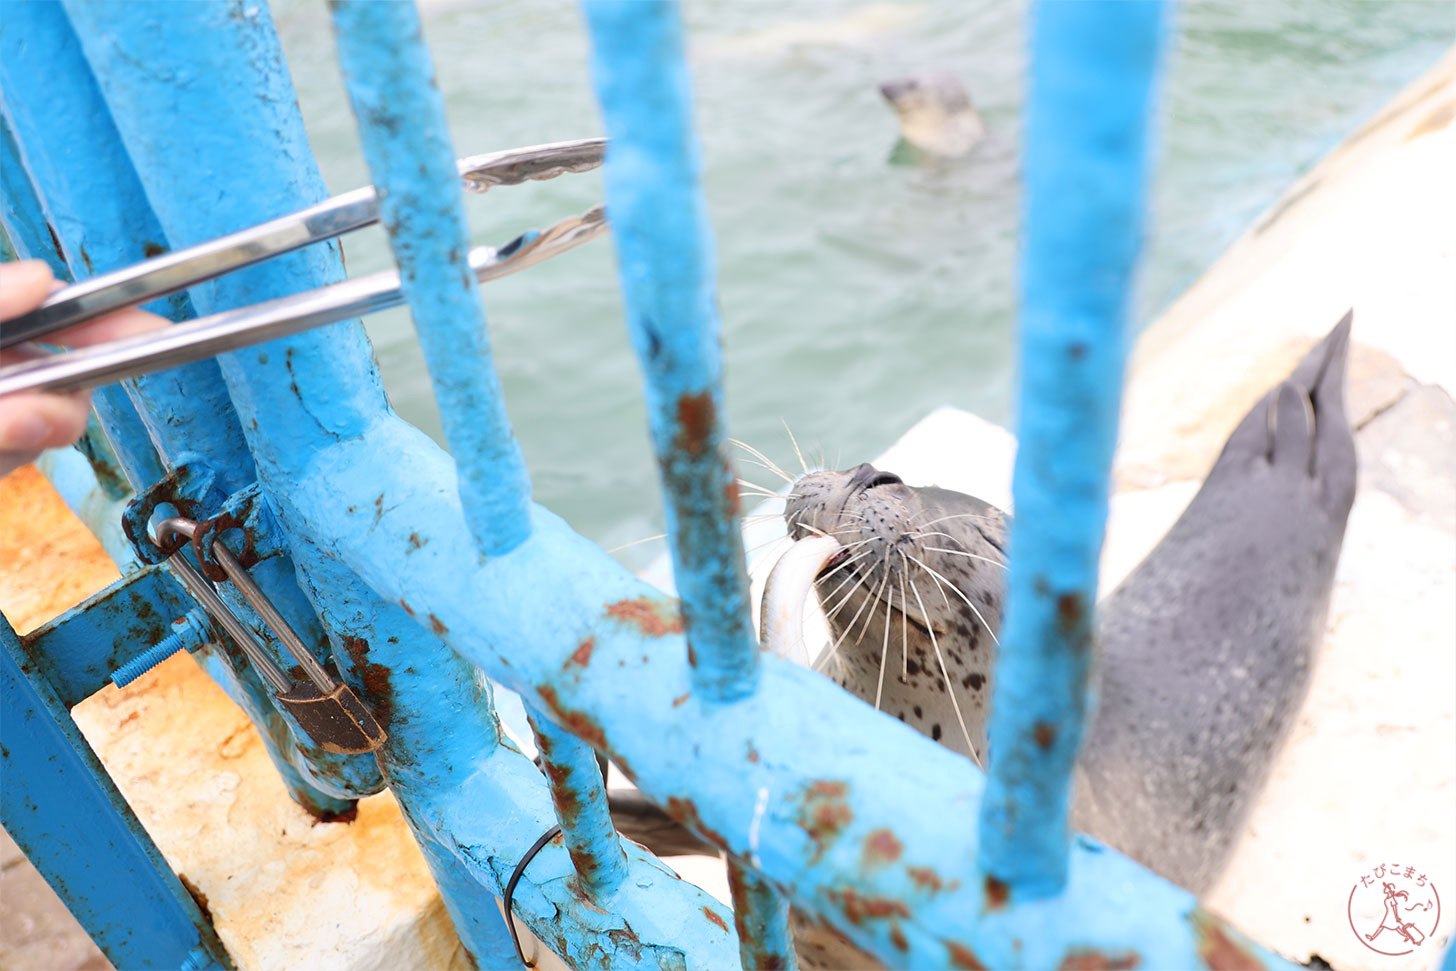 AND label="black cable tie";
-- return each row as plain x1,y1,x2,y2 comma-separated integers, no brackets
503,823,563,968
